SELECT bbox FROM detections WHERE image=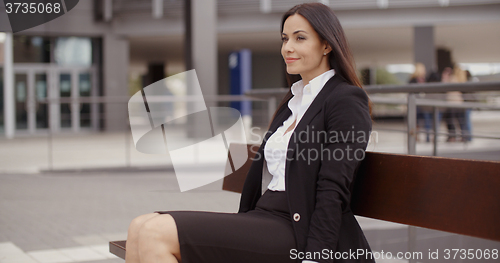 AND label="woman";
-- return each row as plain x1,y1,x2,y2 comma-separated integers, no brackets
442,65,466,142
126,3,374,263
408,63,433,142
408,63,426,84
